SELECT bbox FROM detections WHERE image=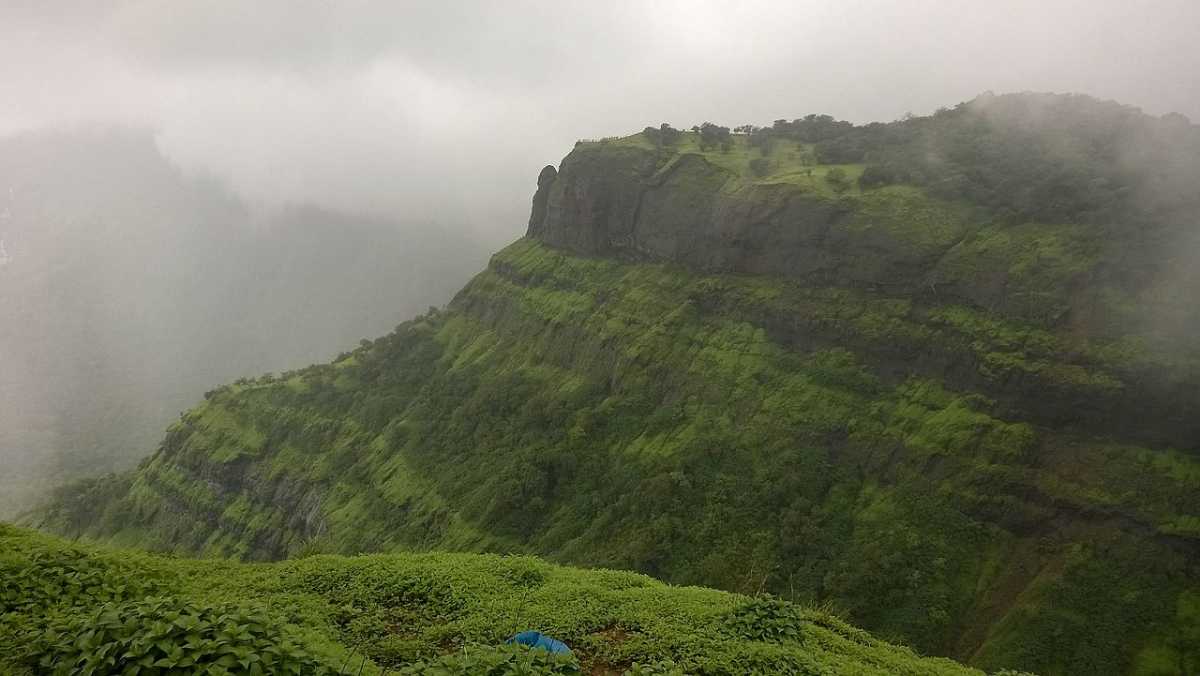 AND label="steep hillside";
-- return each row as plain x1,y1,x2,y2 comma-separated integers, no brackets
0,525,981,675
36,94,1200,675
